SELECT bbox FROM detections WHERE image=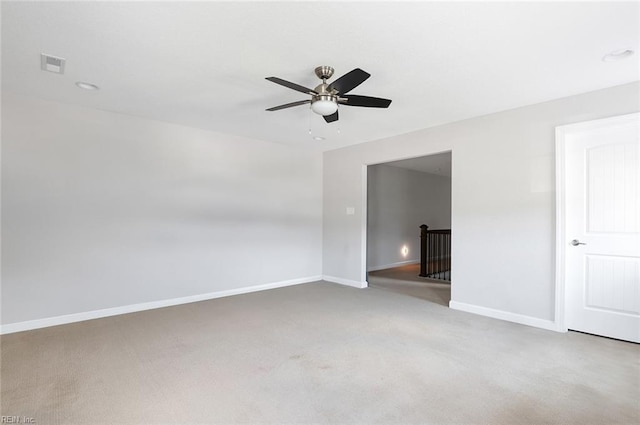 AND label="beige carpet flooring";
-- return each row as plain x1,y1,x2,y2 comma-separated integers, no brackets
1,281,639,425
